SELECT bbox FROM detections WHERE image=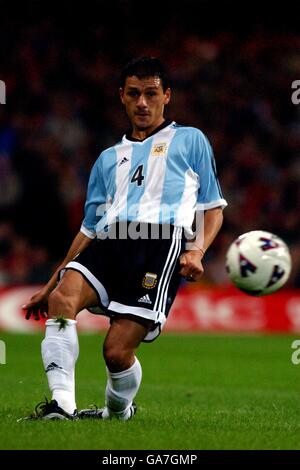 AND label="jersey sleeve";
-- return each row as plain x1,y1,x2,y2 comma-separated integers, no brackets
80,156,106,238
192,130,227,211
